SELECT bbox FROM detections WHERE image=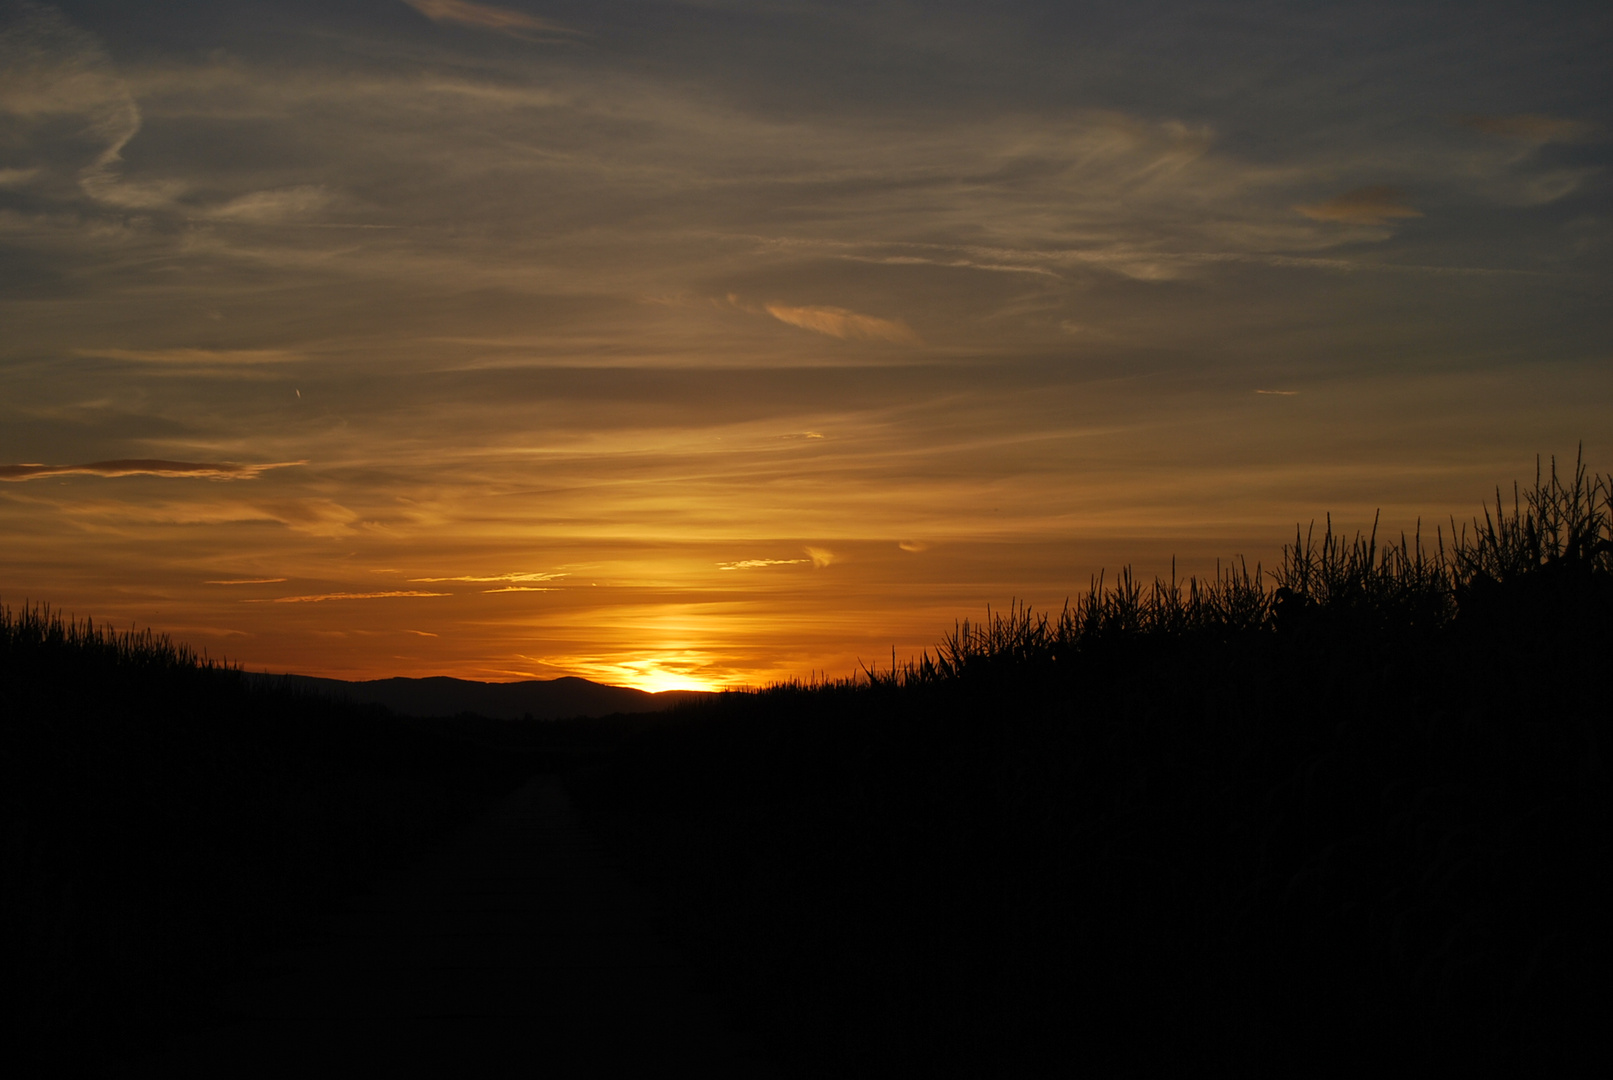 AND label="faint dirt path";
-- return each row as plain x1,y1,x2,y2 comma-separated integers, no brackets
139,774,776,1077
